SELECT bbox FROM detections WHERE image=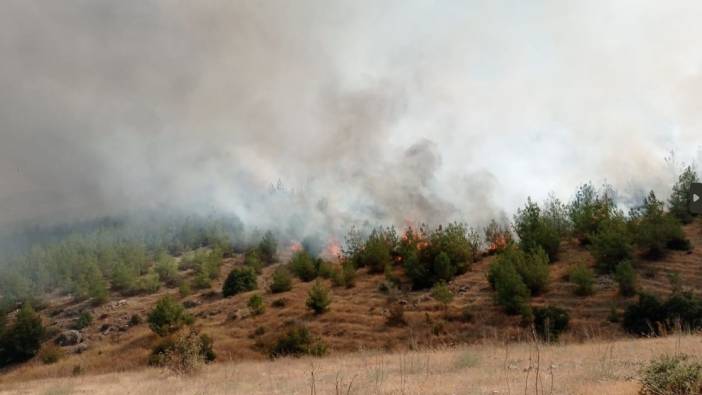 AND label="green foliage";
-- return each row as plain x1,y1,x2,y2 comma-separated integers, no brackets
631,191,689,259
542,194,572,238
568,183,617,244
178,281,192,297
401,223,474,289
640,354,702,395
0,304,45,366
247,294,265,316
244,251,263,274
569,263,594,296
154,253,180,287
430,281,454,313
147,296,194,337
73,311,93,330
614,261,637,297
269,324,327,358
306,280,331,314
488,245,549,296
622,292,702,335
669,166,699,225
257,231,277,264
270,266,293,293
290,250,317,282
533,306,570,341
129,314,143,326
514,198,561,261
39,344,64,364
330,261,356,288
488,254,531,315
589,215,633,273
222,267,257,297
135,271,161,294
360,228,394,274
